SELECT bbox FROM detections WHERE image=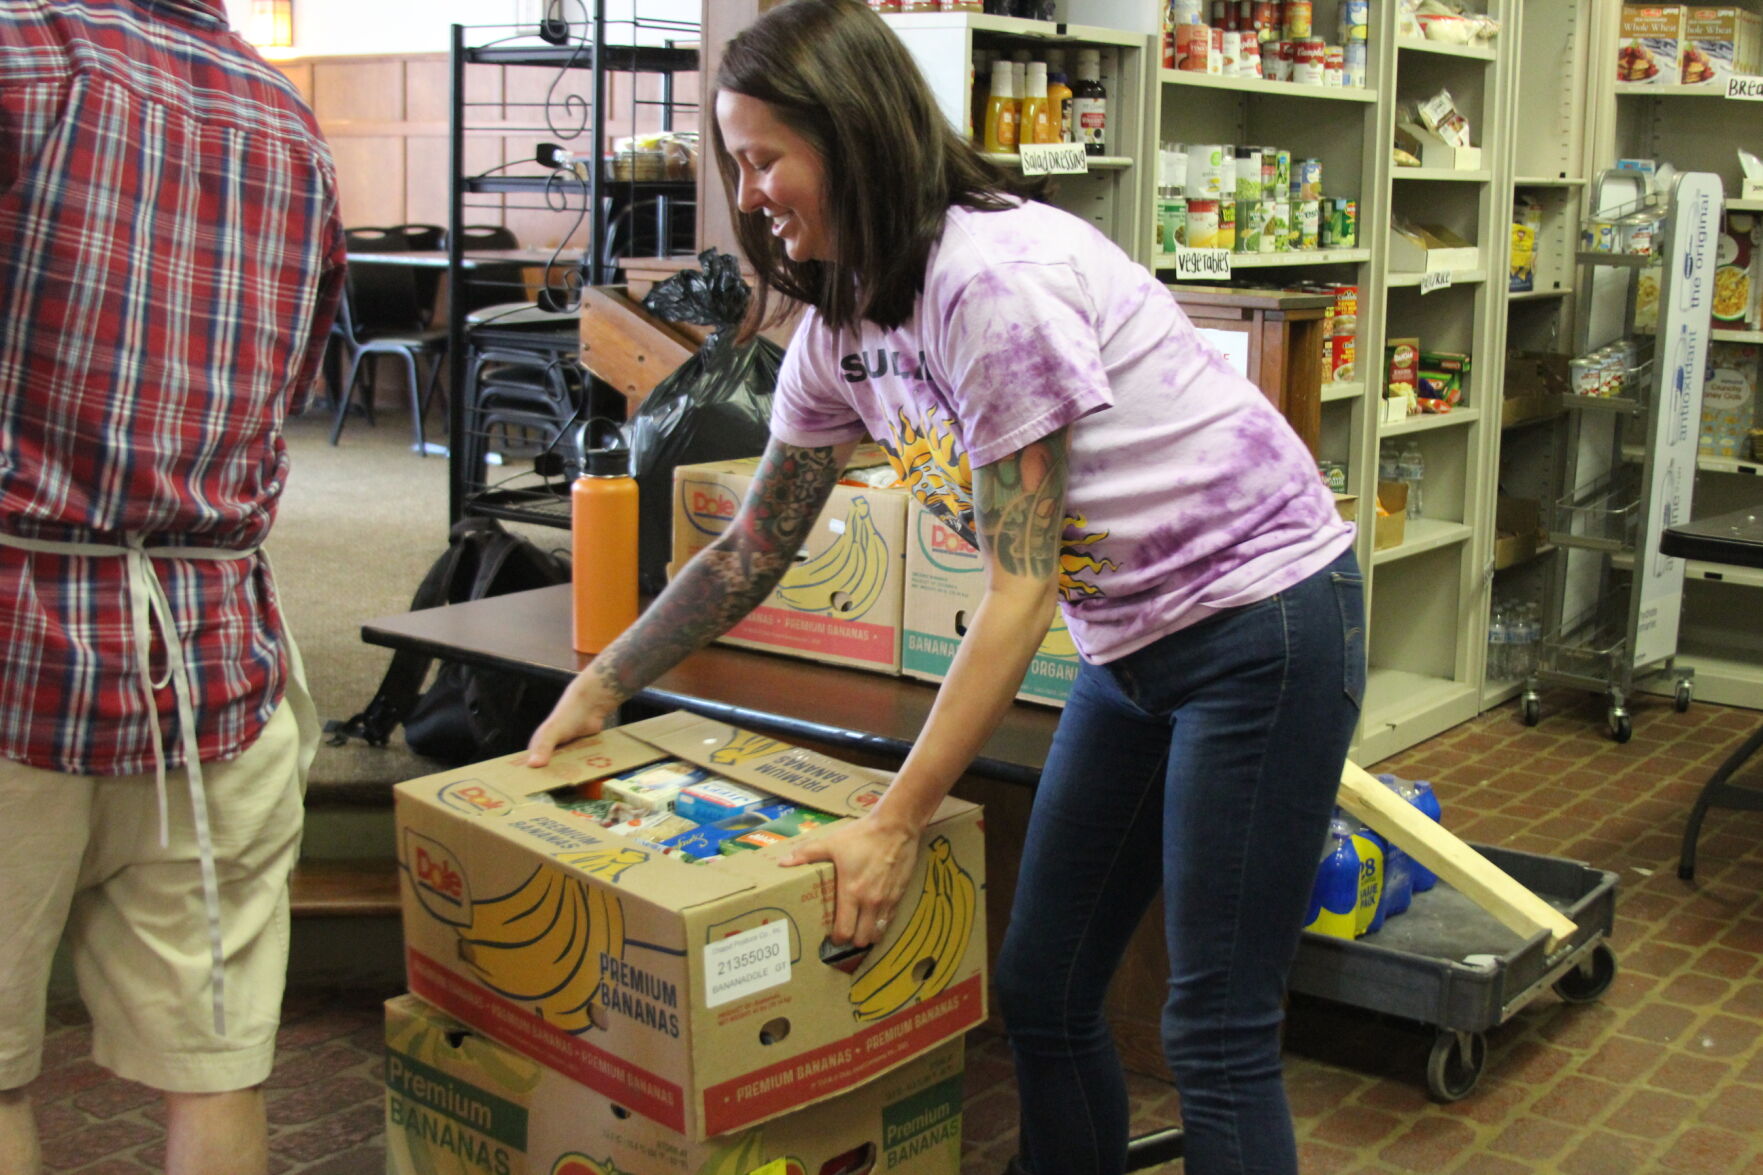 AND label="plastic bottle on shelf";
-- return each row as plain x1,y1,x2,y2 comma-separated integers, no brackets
1070,48,1107,156
1487,604,1508,681
1020,62,1052,146
1397,443,1424,519
1378,441,1399,485
981,58,1019,155
1044,53,1073,143
1303,819,1361,939
571,445,639,655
